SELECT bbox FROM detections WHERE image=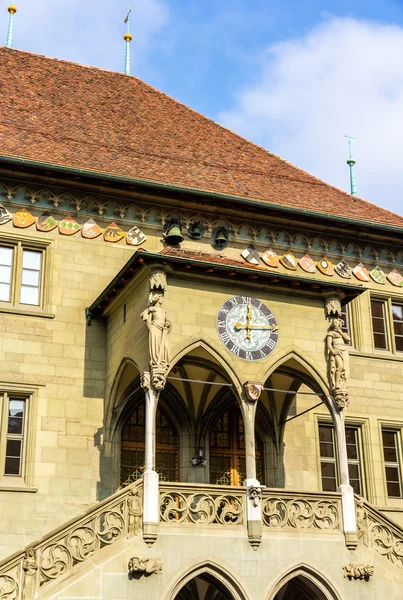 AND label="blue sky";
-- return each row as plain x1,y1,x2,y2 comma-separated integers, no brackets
2,0,403,215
